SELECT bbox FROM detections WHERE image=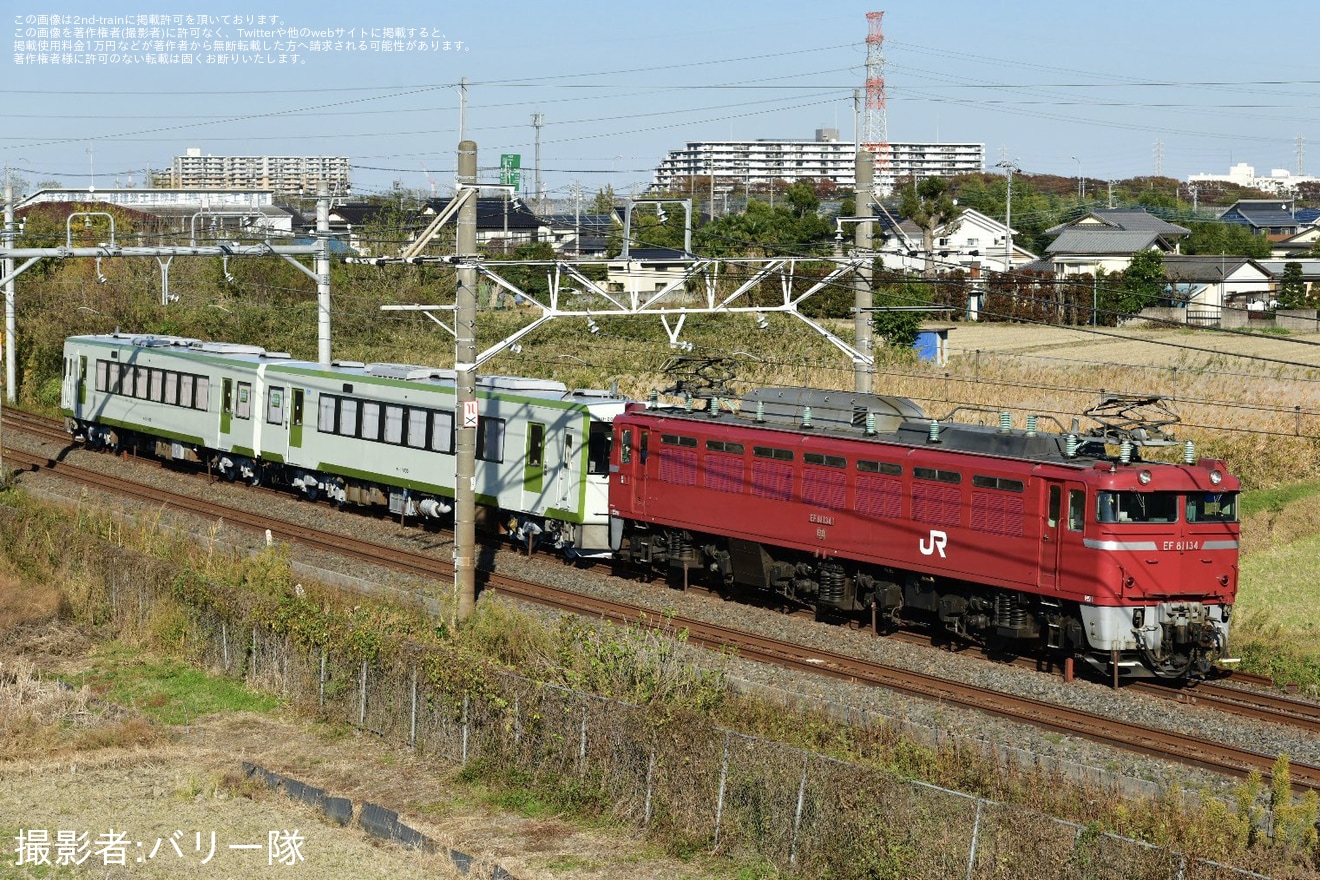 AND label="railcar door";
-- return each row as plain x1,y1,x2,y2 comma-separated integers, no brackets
289,388,305,453
523,421,546,509
555,429,575,511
